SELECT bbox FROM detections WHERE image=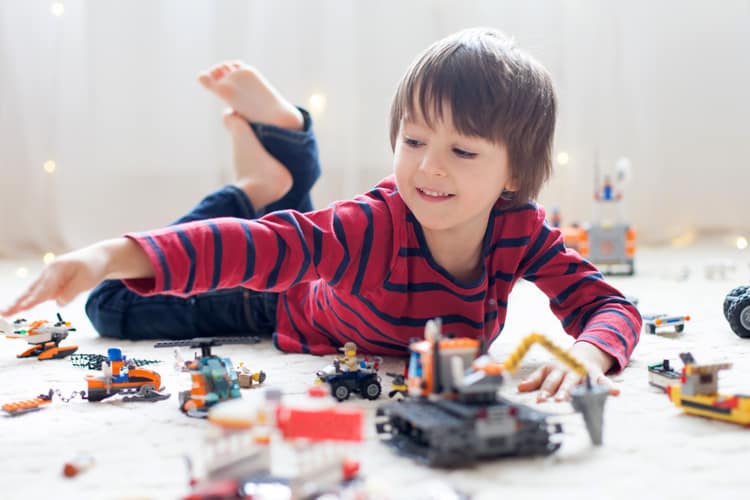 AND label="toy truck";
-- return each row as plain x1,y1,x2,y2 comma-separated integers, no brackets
723,285,750,338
